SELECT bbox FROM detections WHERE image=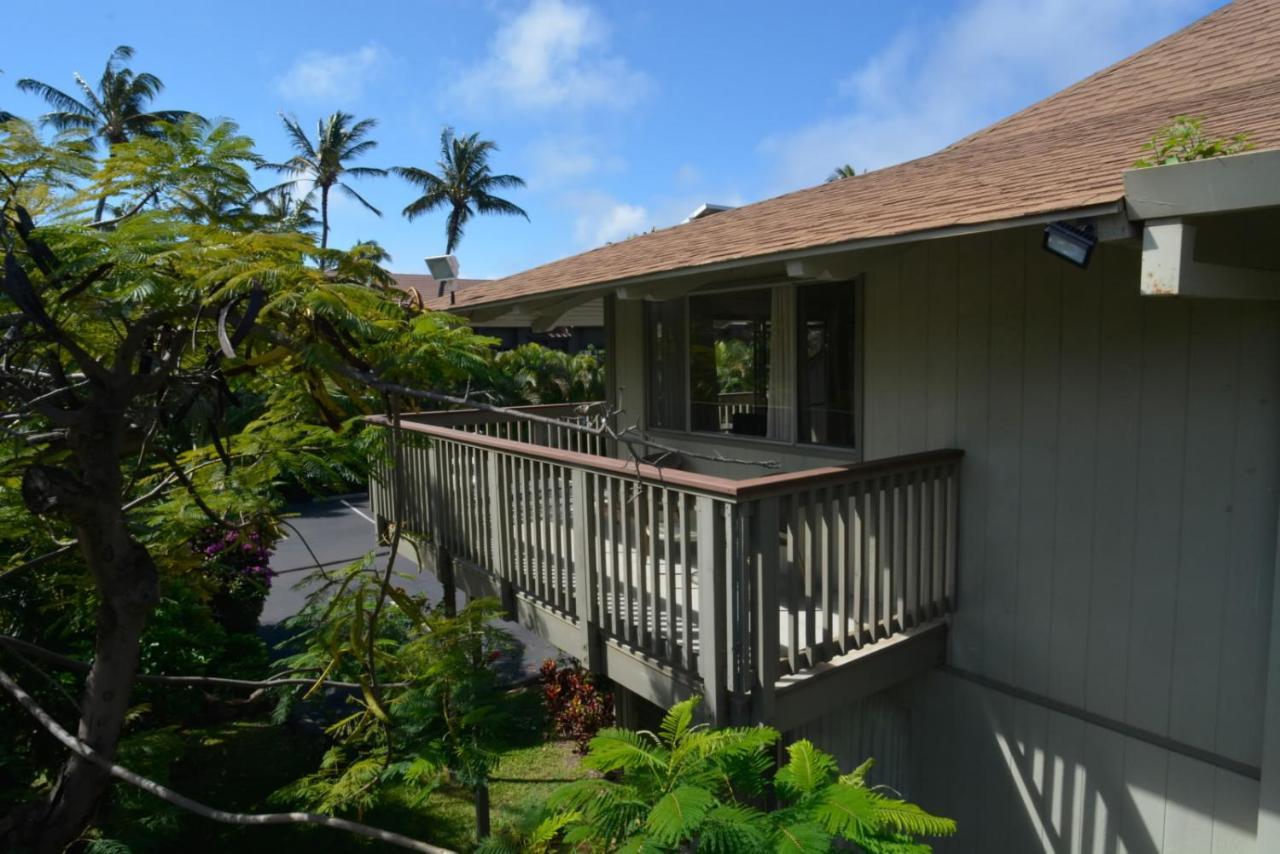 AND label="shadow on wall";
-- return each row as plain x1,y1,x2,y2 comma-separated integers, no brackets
882,671,1259,853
